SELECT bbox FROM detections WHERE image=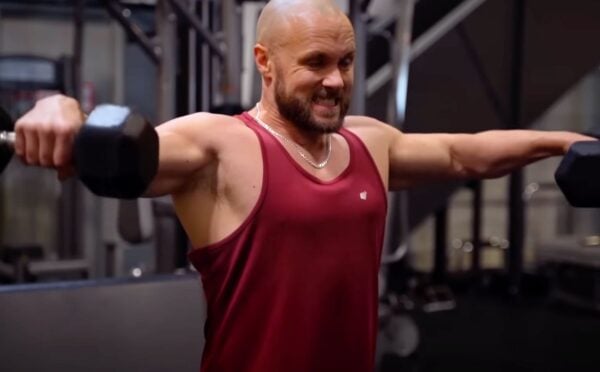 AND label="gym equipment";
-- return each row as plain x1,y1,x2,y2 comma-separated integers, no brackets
74,105,159,198
377,293,420,360
537,235,600,312
422,284,456,313
0,106,13,173
378,313,420,359
0,104,158,199
0,274,206,372
0,245,43,283
555,141,600,208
